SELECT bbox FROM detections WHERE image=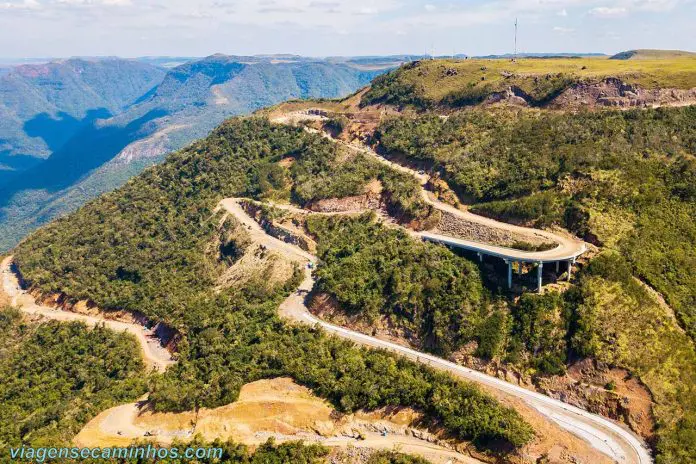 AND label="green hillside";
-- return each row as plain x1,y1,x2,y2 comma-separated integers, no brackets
361,55,696,109
12,118,533,451
373,105,696,463
375,107,696,339
307,213,486,355
0,58,165,173
8,57,696,462
0,55,390,252
0,309,147,448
